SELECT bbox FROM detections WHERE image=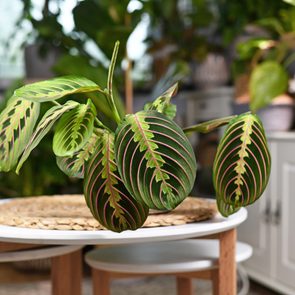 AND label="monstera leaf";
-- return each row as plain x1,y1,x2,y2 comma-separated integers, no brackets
53,99,97,157
0,98,40,172
213,112,271,217
115,111,197,210
16,100,79,173
14,76,103,102
57,131,100,179
84,131,149,232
